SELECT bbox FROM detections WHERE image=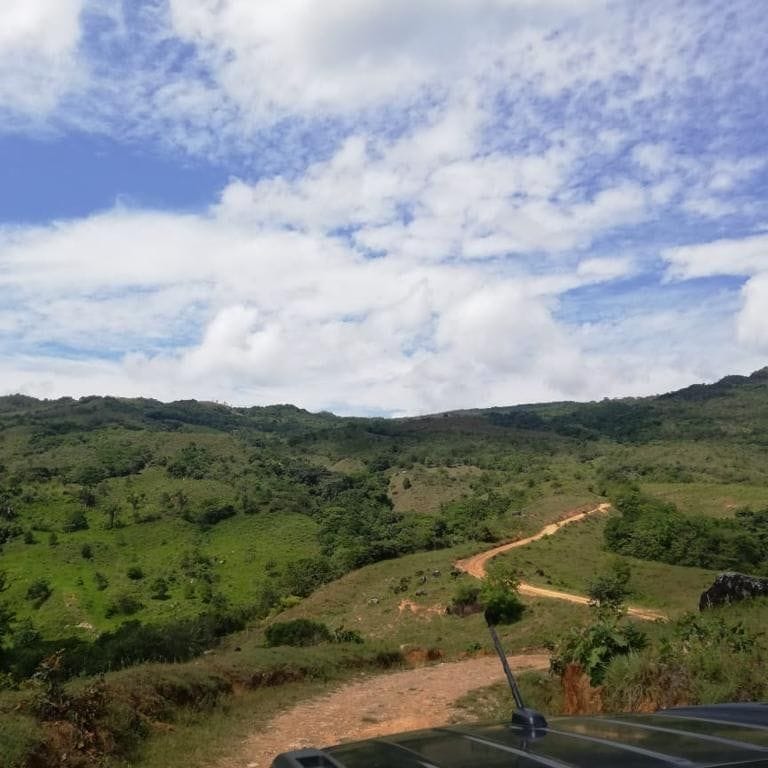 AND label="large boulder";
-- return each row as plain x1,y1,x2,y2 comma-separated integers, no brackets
699,572,768,610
